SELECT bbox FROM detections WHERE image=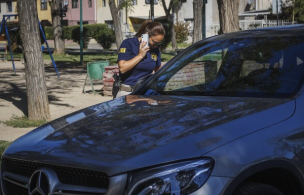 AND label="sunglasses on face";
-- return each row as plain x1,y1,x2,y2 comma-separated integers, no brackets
149,34,163,46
